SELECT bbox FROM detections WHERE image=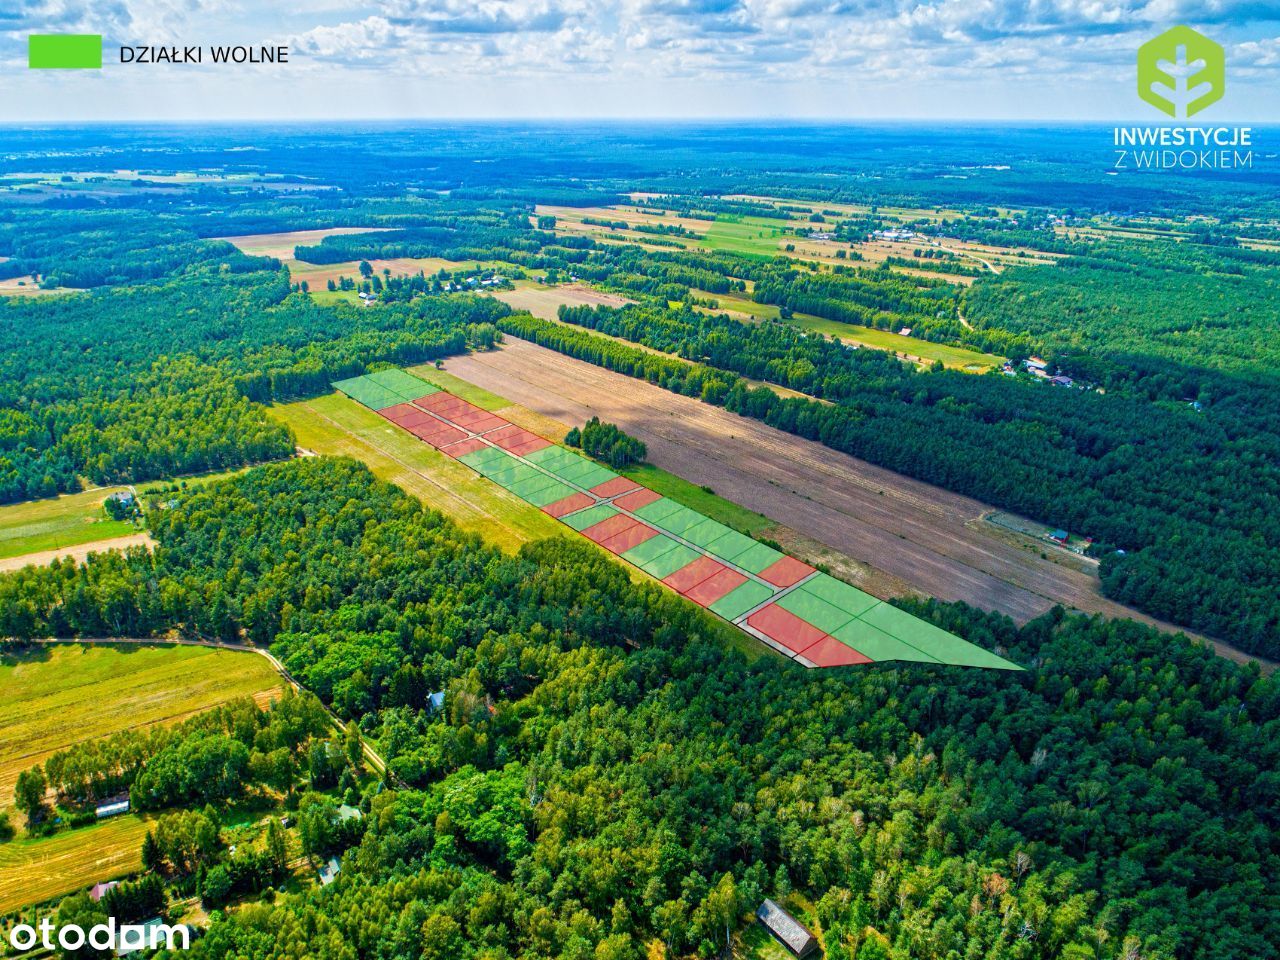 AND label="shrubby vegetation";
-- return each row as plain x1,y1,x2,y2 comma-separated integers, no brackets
0,457,1274,959
28,693,329,812
565,416,647,469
